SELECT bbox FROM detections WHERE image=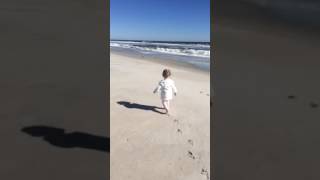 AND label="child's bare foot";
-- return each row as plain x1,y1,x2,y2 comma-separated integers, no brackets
164,109,170,116
163,109,169,115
